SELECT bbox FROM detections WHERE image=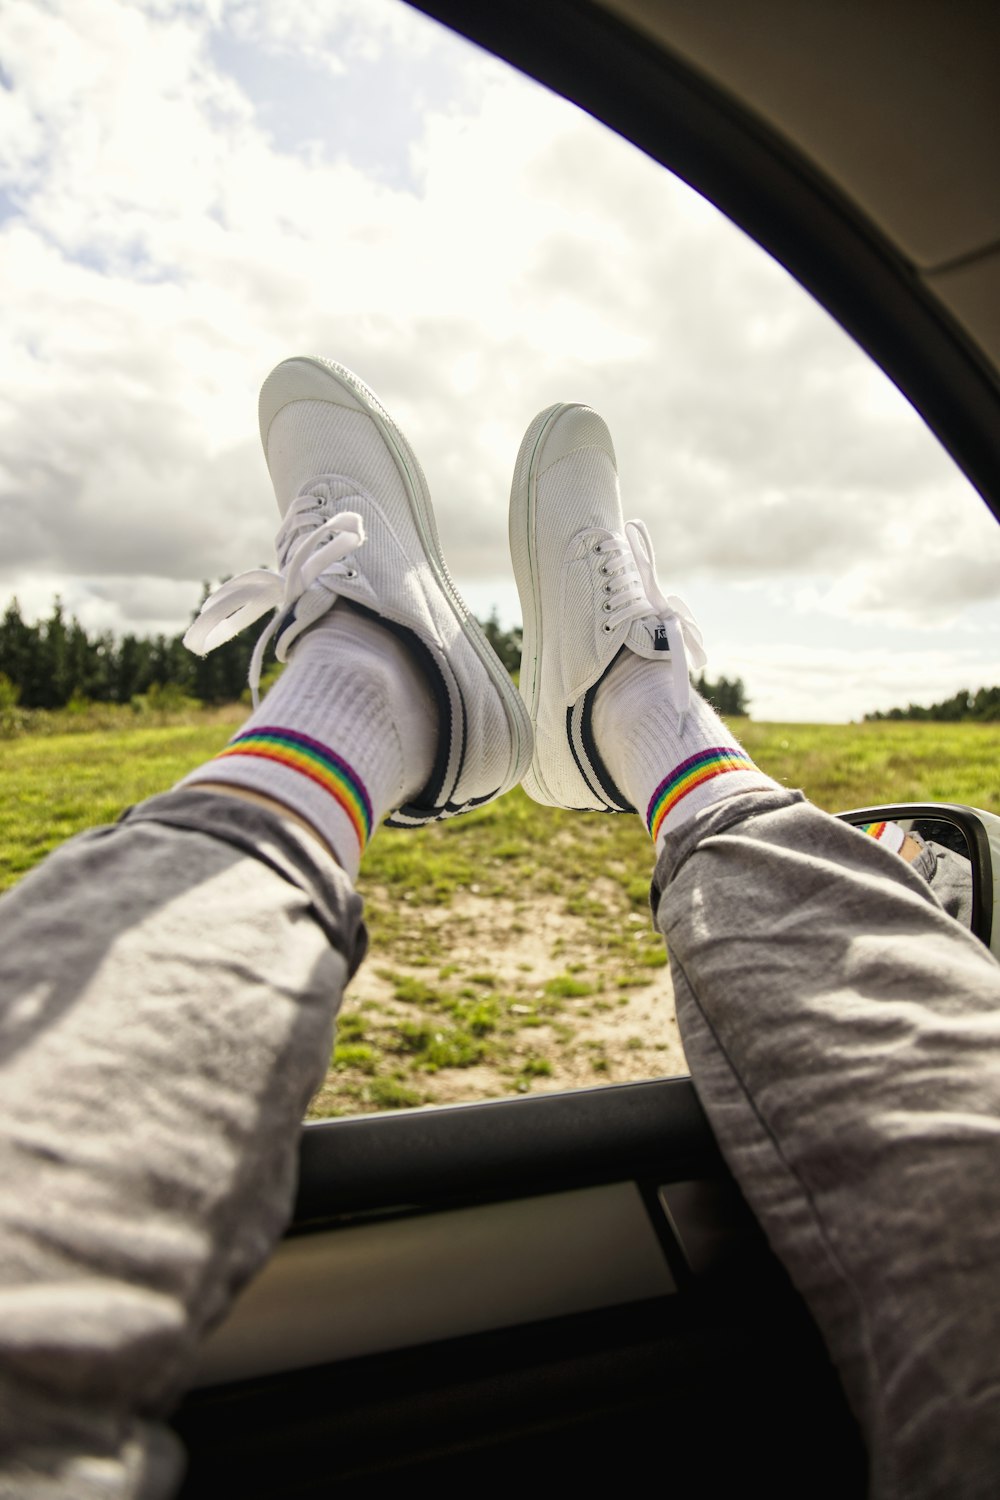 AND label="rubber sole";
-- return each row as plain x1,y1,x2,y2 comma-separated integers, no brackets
508,402,583,807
